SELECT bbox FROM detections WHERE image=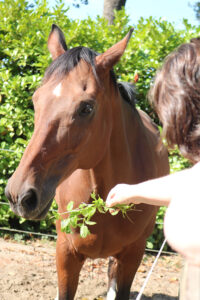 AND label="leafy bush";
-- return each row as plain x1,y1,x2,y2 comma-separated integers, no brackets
0,0,199,248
